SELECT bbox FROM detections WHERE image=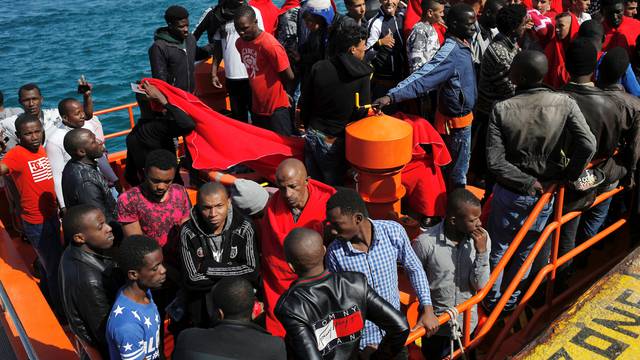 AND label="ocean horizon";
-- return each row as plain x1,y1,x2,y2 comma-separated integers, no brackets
1,0,347,151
